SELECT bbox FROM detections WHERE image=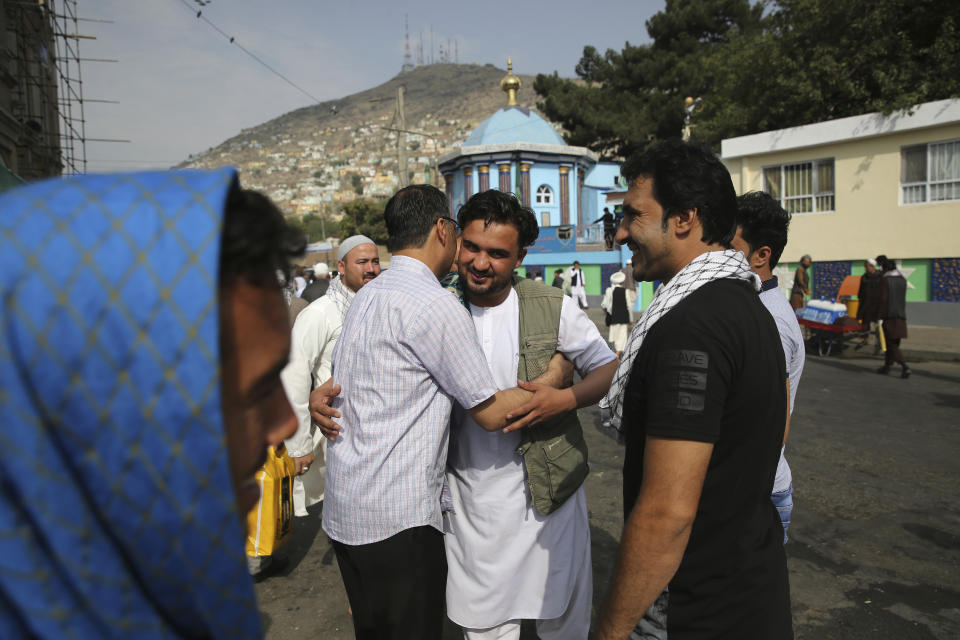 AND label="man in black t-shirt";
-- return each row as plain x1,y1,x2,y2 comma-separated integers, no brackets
594,140,792,640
